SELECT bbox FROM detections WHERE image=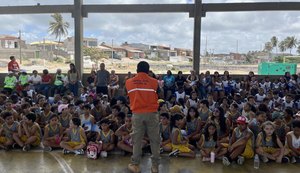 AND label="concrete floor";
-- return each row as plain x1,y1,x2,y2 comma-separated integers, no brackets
1,150,300,173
